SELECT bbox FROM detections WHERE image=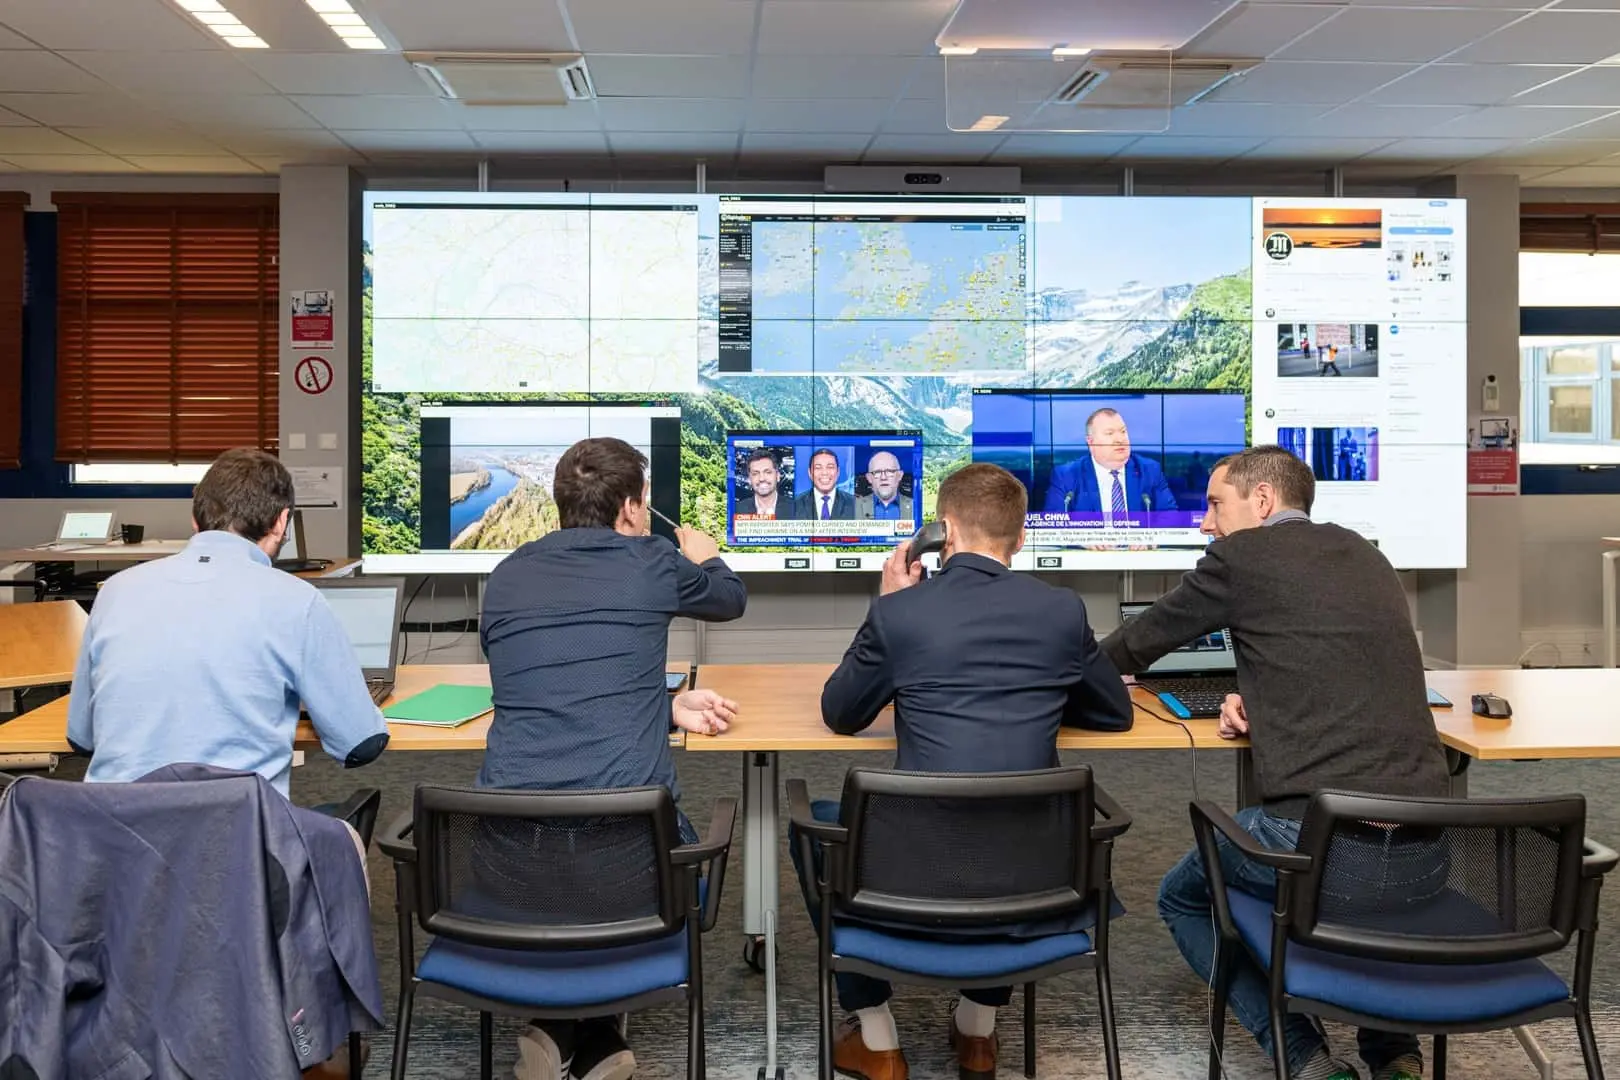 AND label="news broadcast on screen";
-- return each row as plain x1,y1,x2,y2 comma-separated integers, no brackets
358,192,1467,574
